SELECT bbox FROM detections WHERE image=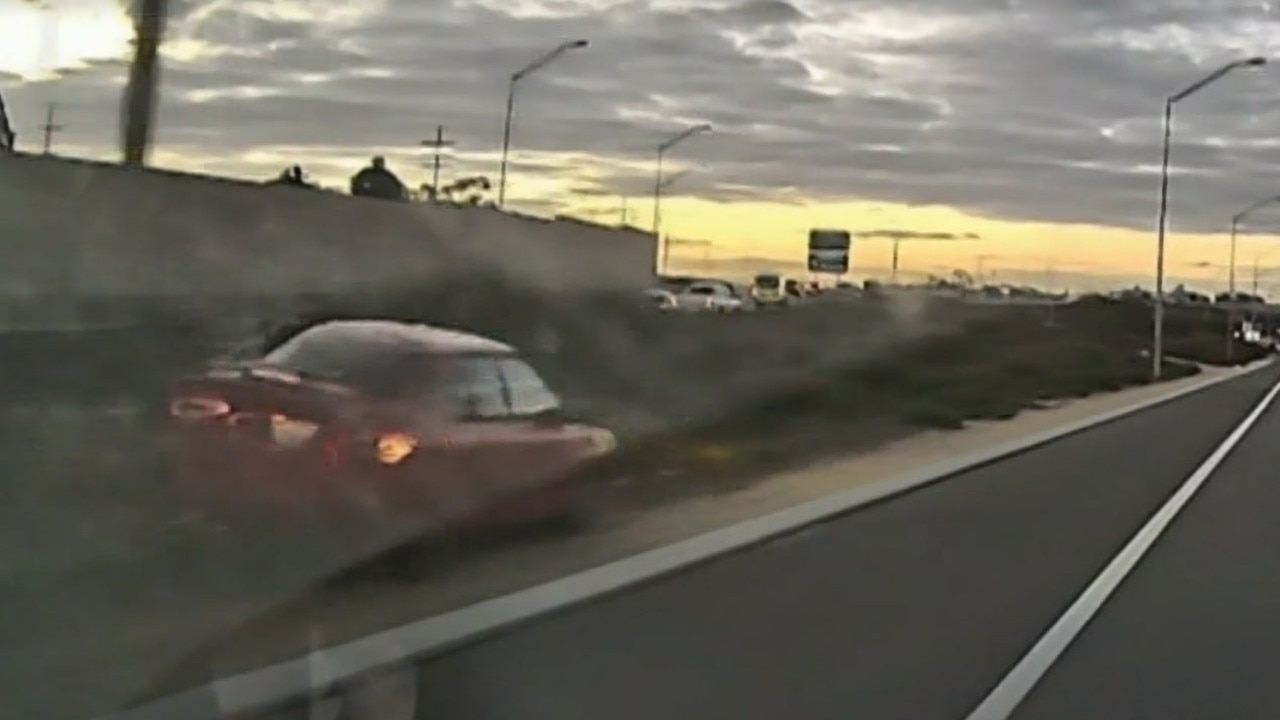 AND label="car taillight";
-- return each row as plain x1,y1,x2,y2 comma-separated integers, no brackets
374,432,417,465
170,396,231,421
